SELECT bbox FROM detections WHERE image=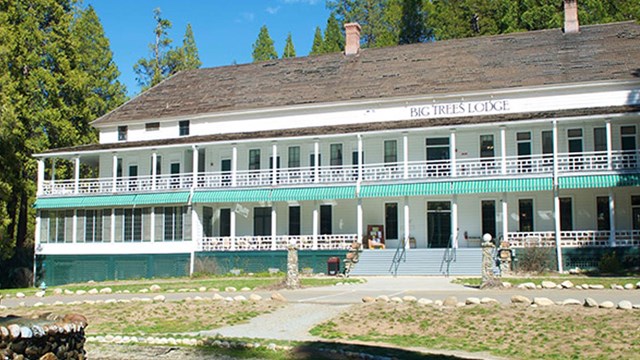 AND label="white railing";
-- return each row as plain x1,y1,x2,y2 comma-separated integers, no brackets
40,150,639,196
507,230,640,248
198,234,357,251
